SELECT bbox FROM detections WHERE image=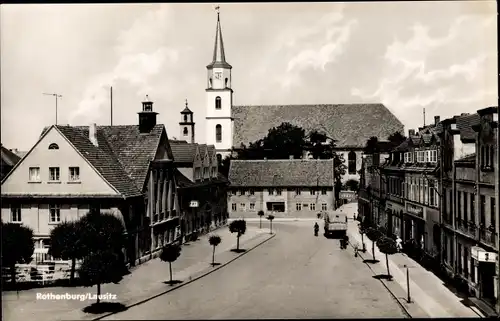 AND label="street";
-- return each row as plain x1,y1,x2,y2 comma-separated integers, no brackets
104,220,408,319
